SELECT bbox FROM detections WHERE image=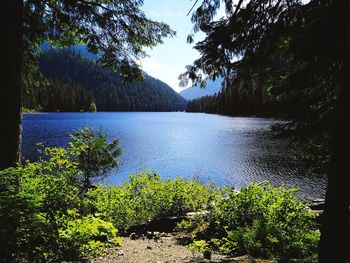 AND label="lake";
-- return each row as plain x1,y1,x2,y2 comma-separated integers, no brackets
22,112,327,198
